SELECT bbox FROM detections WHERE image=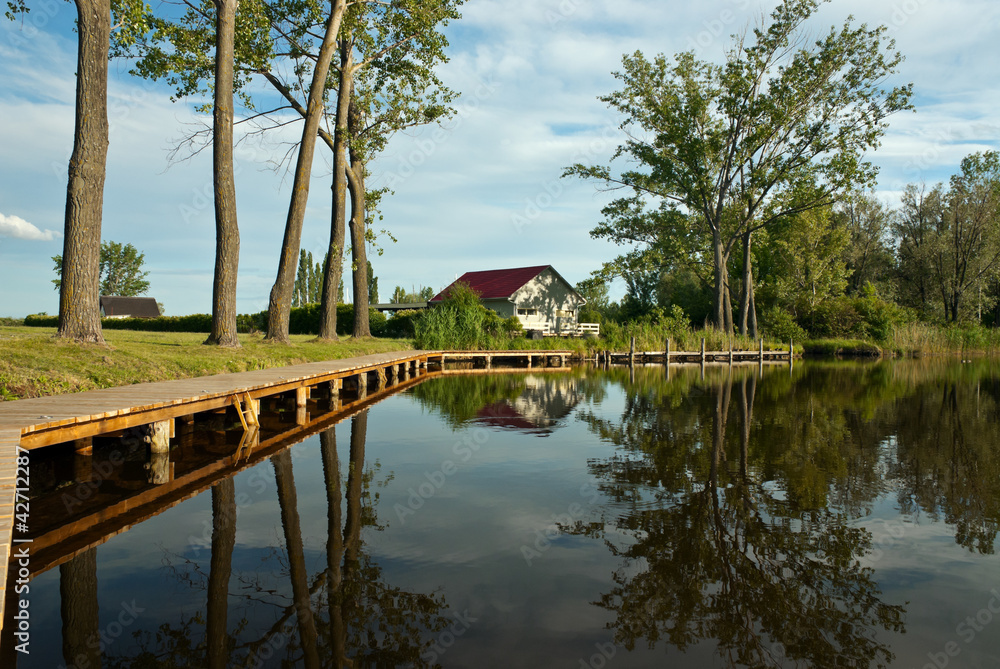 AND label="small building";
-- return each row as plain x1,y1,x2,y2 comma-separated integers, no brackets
100,296,161,319
430,265,588,335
